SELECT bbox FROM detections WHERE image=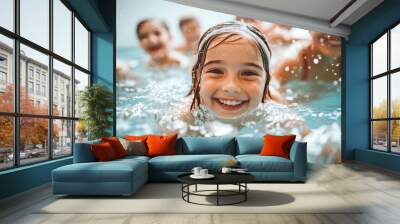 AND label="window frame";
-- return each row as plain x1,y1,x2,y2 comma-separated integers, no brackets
0,0,92,171
370,20,400,154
